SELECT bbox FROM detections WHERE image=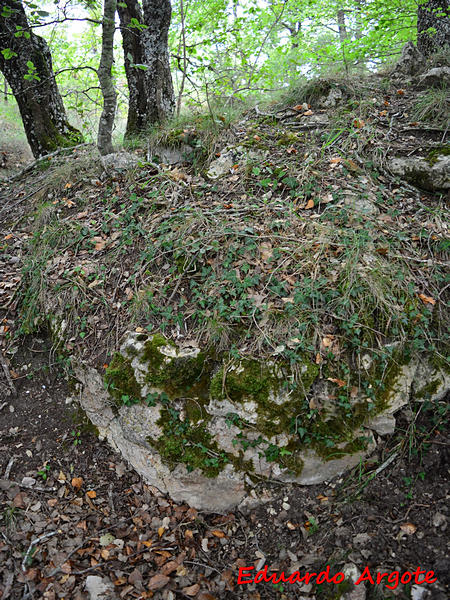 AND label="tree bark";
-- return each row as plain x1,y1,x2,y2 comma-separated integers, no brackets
97,0,117,156
417,0,450,57
0,0,83,158
337,10,348,45
117,0,174,139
